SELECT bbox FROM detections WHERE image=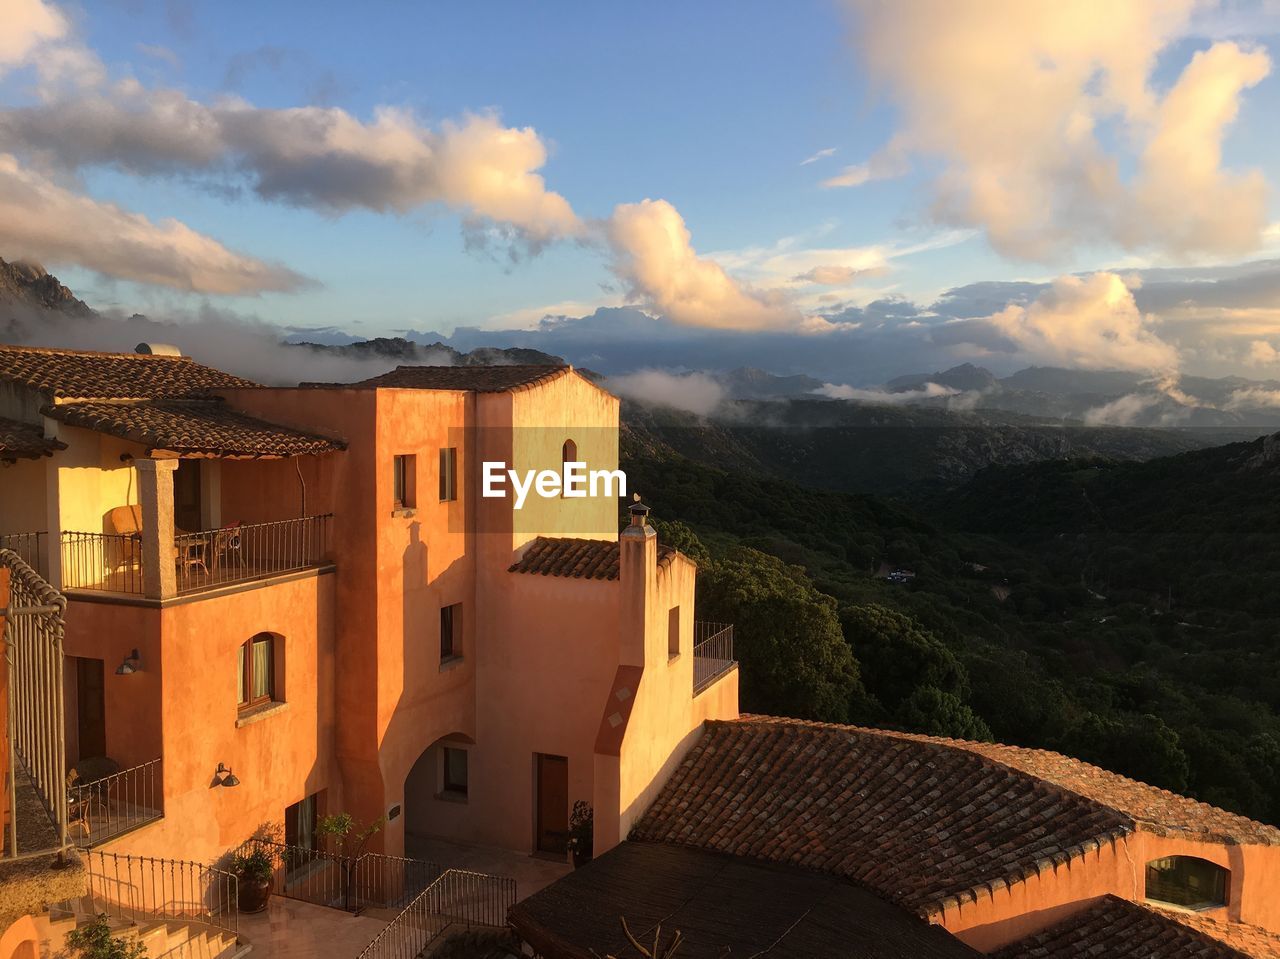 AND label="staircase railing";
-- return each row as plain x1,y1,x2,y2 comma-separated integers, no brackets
85,849,238,937
354,867,517,959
